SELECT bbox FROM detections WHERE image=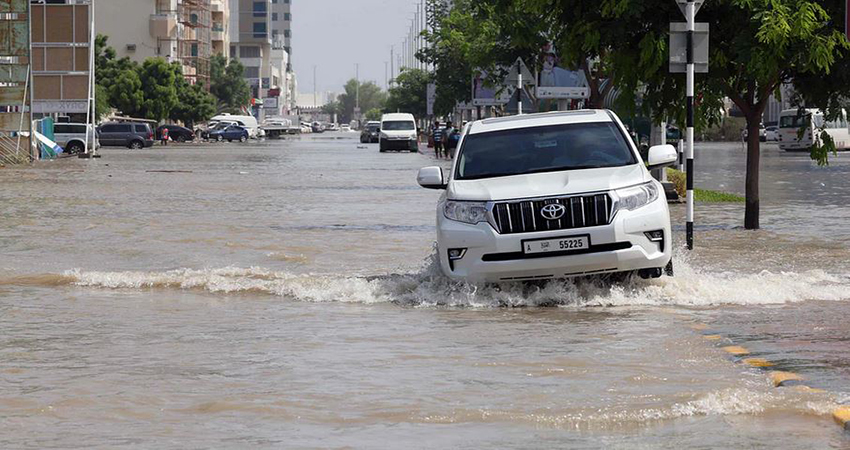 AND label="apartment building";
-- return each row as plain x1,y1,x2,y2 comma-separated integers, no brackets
96,0,227,87
270,0,292,67
228,0,292,119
